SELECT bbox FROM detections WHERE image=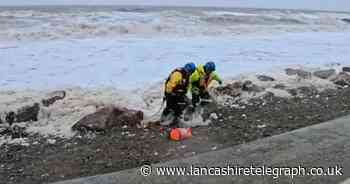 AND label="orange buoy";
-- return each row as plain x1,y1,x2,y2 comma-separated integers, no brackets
170,128,192,141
